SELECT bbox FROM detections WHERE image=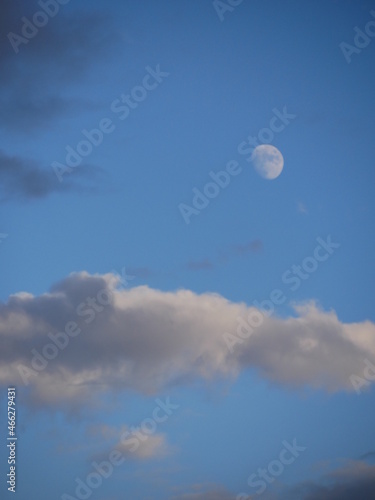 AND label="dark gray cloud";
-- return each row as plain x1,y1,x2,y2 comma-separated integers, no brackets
173,491,237,500
0,1,119,131
174,461,375,500
233,239,264,256
0,150,105,201
127,267,153,279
